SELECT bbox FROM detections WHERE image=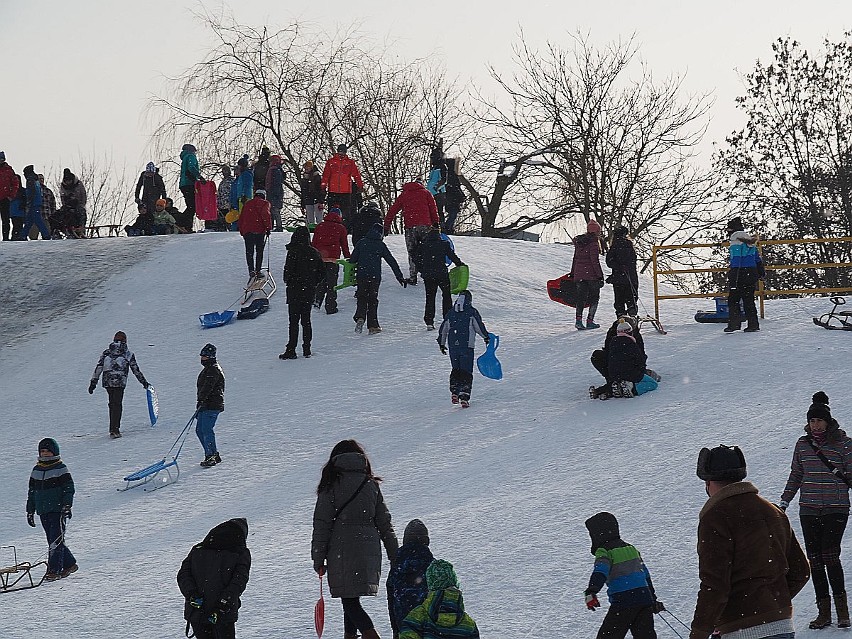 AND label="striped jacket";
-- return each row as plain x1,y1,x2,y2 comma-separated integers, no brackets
586,540,656,610
26,458,74,515
399,587,479,639
781,431,852,514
